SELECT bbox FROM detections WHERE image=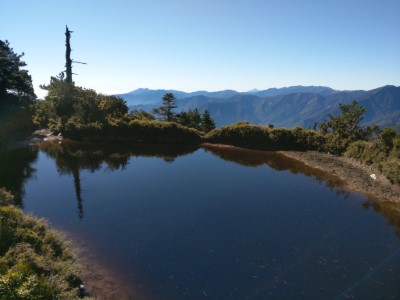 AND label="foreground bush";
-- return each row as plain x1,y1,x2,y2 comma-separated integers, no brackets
0,190,85,299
